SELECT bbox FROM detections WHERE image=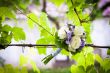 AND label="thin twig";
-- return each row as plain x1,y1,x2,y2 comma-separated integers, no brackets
0,44,56,47
85,44,110,48
0,44,110,48
70,0,82,26
70,0,93,24
16,7,54,36
74,8,82,26
42,0,60,29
